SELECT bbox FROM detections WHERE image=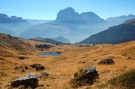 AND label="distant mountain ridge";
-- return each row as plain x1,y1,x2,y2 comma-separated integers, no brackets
0,13,27,23
52,36,71,43
30,37,63,45
0,13,31,36
56,7,105,24
106,14,135,25
79,18,135,44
